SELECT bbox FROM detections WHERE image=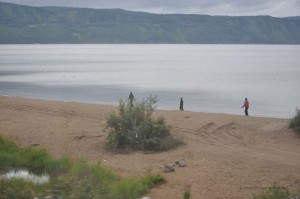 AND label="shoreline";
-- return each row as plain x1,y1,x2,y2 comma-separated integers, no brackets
0,95,299,199
0,95,289,120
